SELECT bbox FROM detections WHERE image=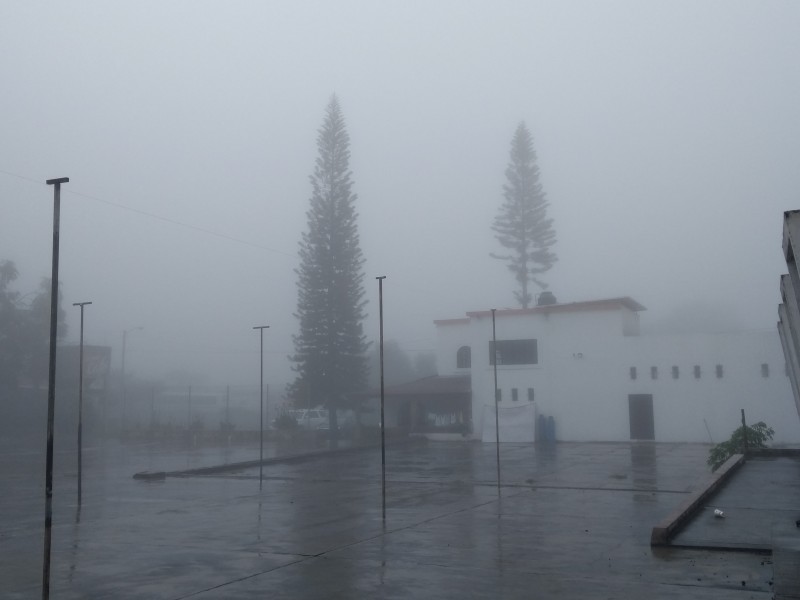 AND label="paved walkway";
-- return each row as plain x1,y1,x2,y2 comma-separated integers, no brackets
672,455,800,600
0,440,783,598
